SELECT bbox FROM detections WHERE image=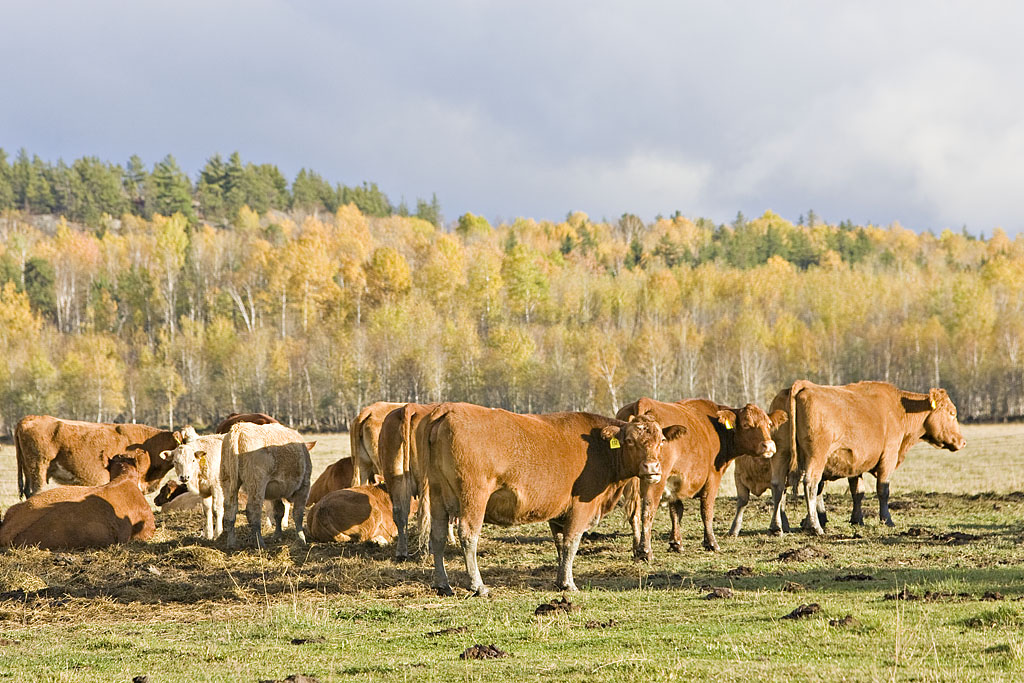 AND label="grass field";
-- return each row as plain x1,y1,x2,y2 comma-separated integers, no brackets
0,424,1022,681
